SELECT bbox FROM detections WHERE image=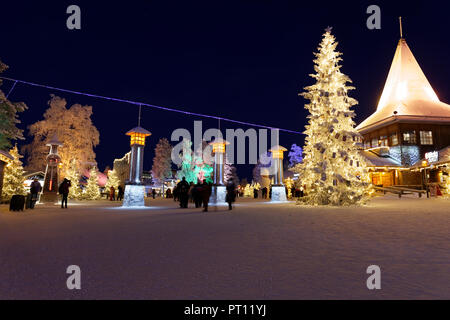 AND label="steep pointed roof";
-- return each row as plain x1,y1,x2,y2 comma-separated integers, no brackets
357,38,450,133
